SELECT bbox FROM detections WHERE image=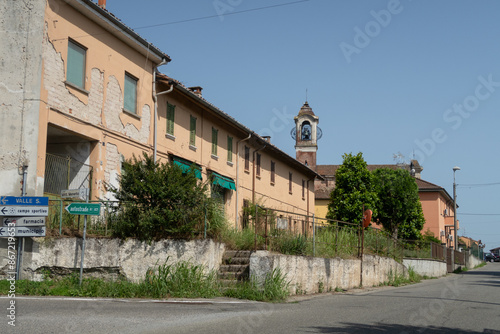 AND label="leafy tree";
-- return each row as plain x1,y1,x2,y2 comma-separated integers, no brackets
372,168,425,240
326,153,377,225
108,153,223,241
